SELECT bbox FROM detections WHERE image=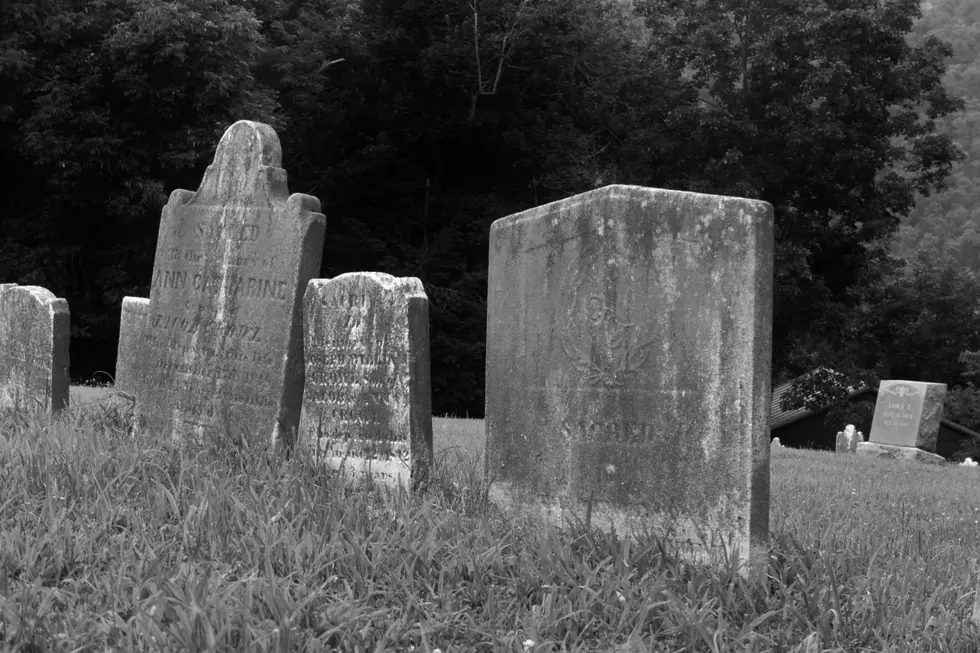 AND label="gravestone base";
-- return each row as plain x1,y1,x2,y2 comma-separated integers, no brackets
488,483,765,573
311,438,412,488
856,441,945,465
